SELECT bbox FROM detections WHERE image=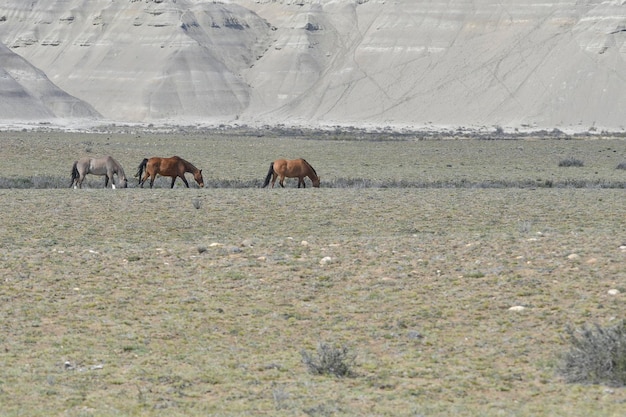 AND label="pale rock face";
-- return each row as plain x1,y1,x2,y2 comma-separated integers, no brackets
0,42,100,120
0,0,268,122
1,0,626,130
